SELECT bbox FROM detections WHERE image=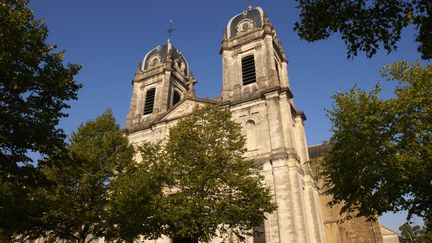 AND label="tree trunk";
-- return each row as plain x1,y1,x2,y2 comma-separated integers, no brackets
78,224,89,243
